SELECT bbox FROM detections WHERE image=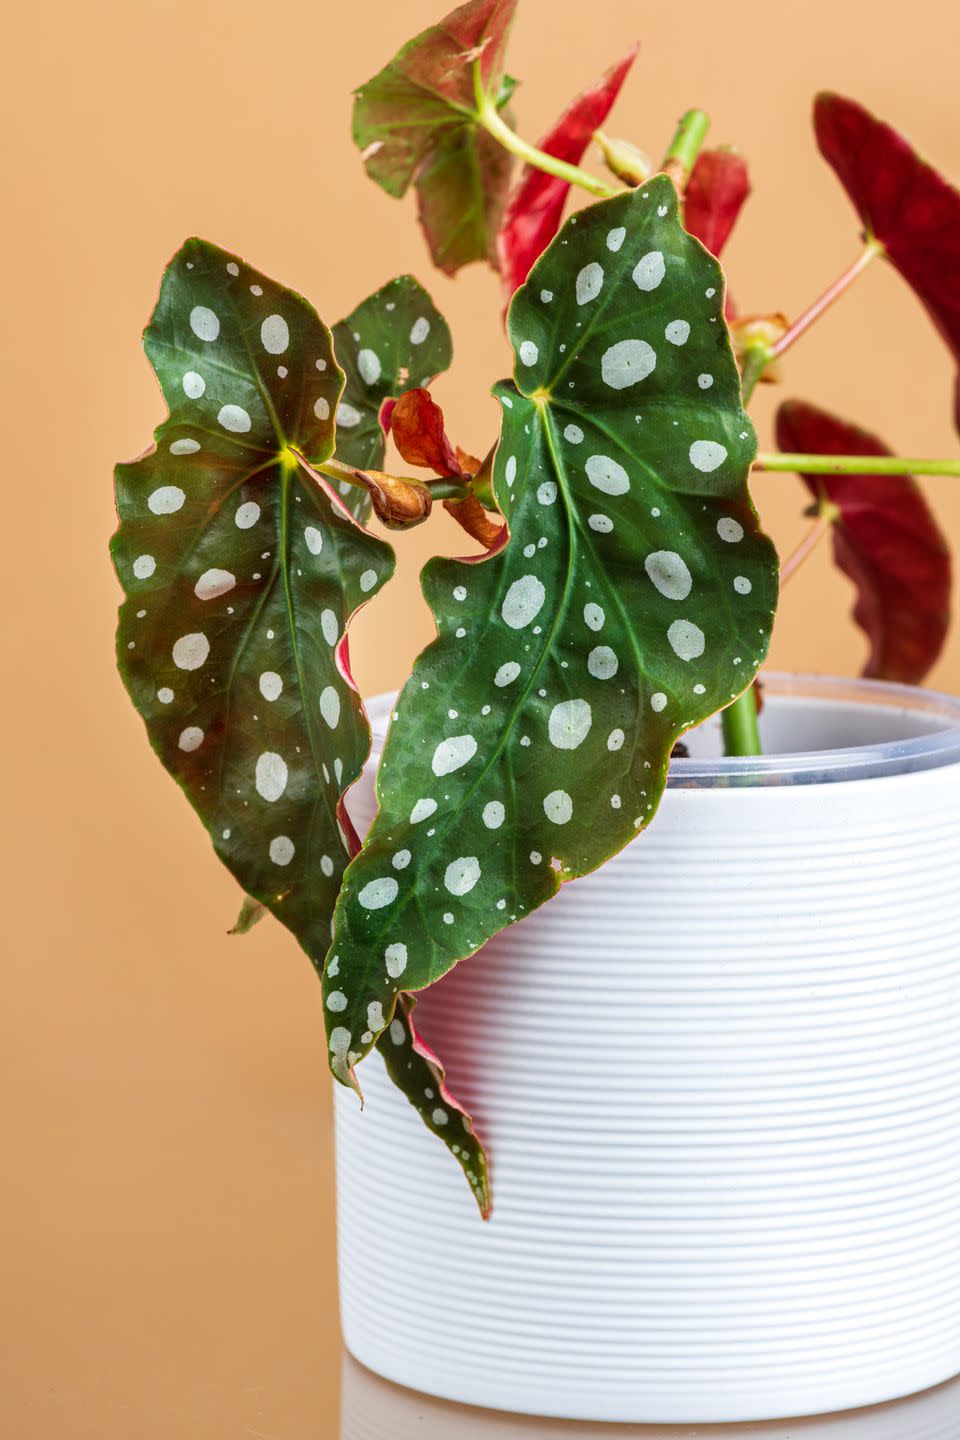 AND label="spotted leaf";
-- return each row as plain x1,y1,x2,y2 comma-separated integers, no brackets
776,400,951,683
323,177,778,1088
683,147,750,258
112,238,395,972
814,93,960,430
353,0,518,273
374,994,490,1217
497,45,638,302
332,277,453,521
